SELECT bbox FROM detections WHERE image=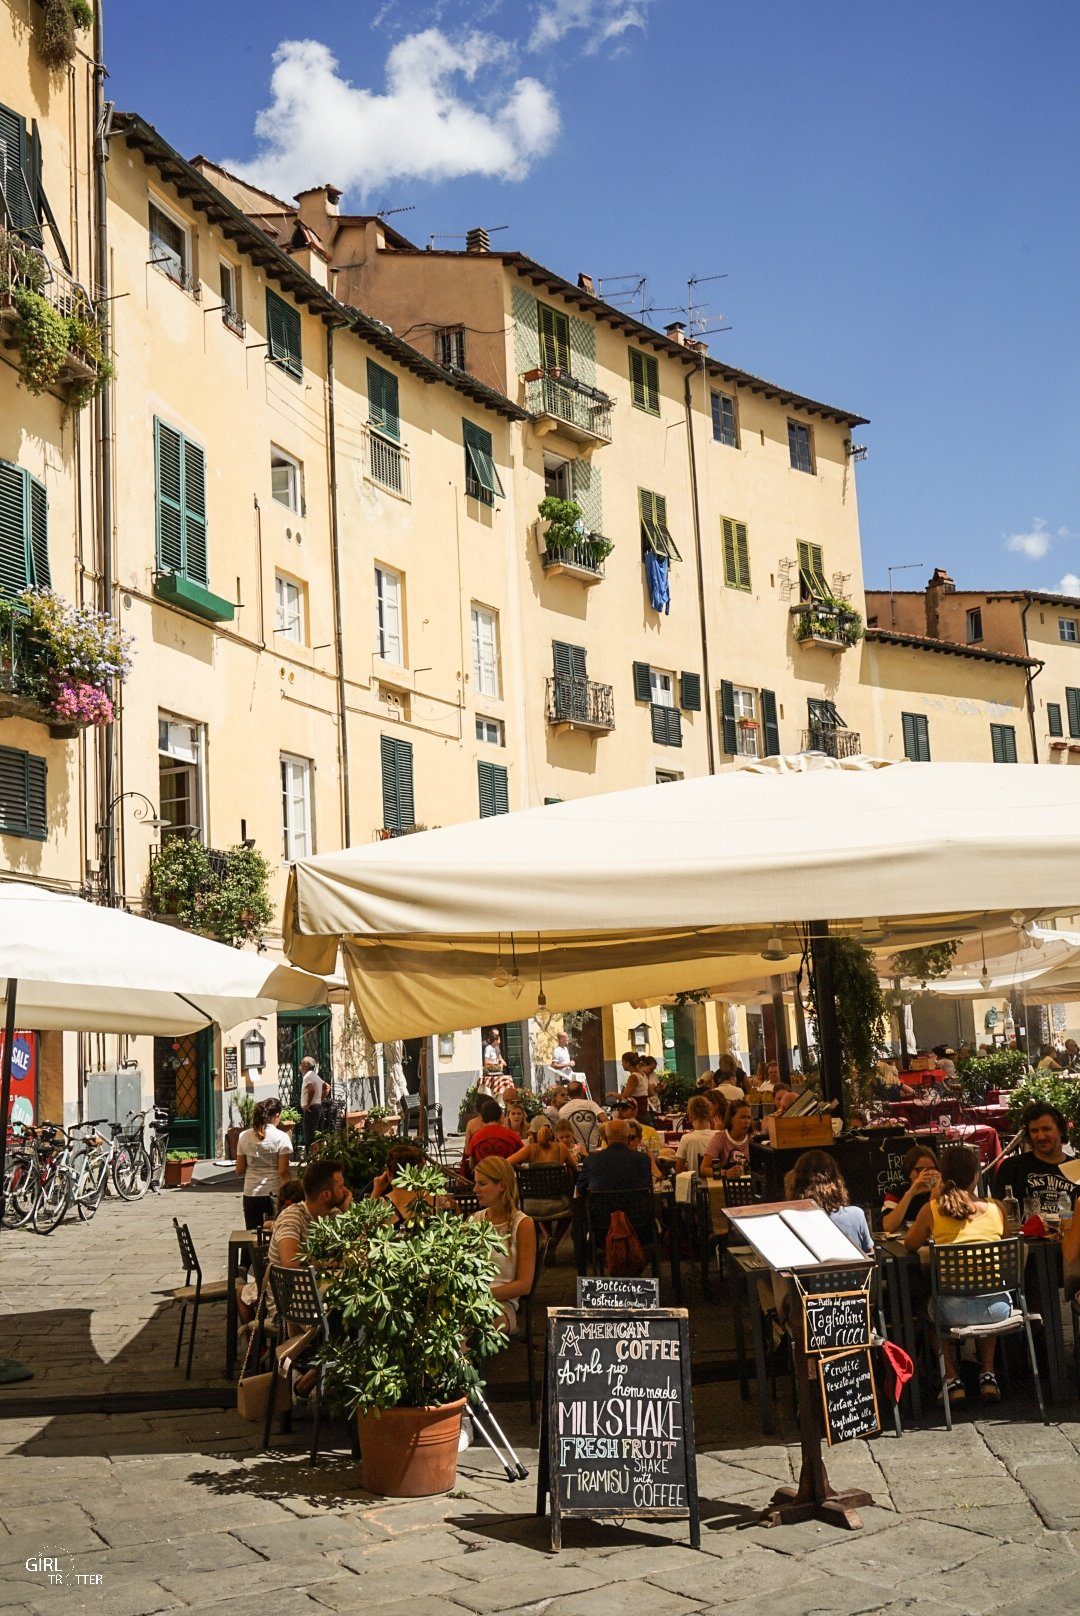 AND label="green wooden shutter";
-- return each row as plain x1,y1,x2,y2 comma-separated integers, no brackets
1066,690,1080,738
722,518,750,590
538,303,570,372
651,705,682,747
367,359,400,440
632,661,652,702
25,753,46,839
991,724,1017,764
266,289,302,378
0,745,45,840
553,641,586,680
1048,703,1063,738
629,349,659,412
463,420,504,501
27,475,49,588
0,104,41,243
381,734,414,829
0,460,30,597
154,419,184,574
760,689,780,756
720,679,737,754
502,1020,524,1082
735,523,750,590
182,439,208,585
797,541,827,600
679,672,701,711
478,760,509,818
902,713,930,762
